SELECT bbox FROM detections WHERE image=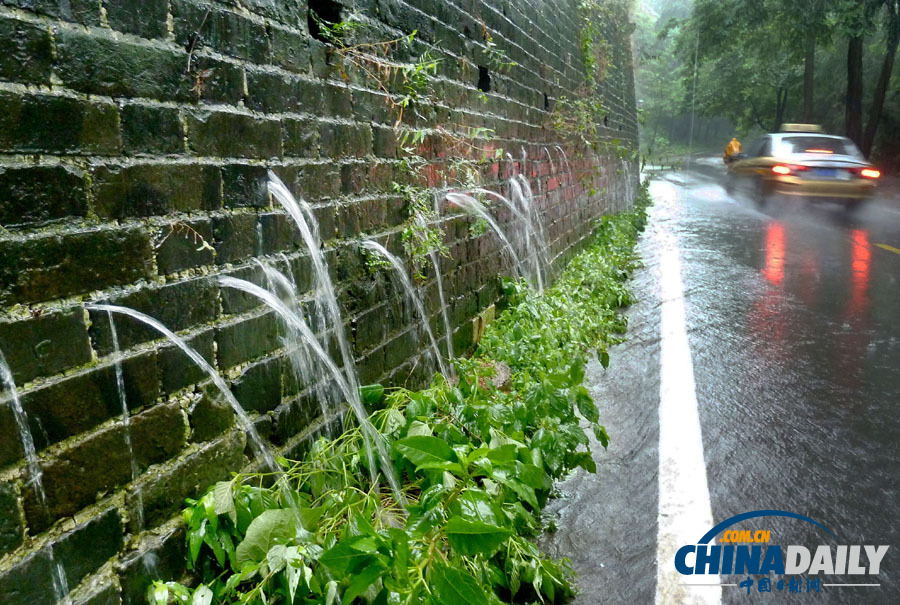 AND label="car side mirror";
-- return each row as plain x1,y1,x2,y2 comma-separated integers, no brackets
734,153,748,160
